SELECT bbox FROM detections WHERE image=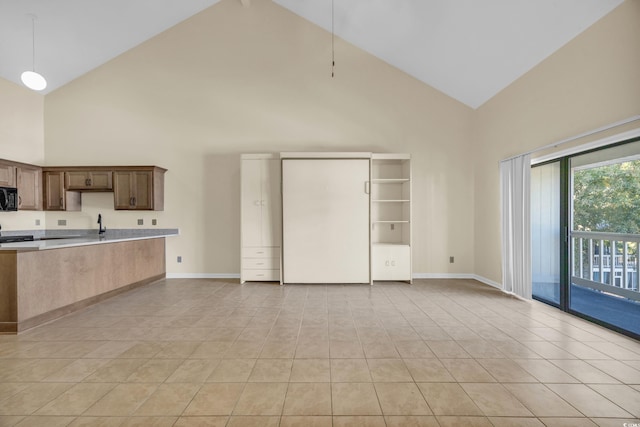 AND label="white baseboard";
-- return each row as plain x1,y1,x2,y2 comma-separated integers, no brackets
166,272,503,289
412,273,503,290
166,273,240,279
412,273,476,280
469,274,502,289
